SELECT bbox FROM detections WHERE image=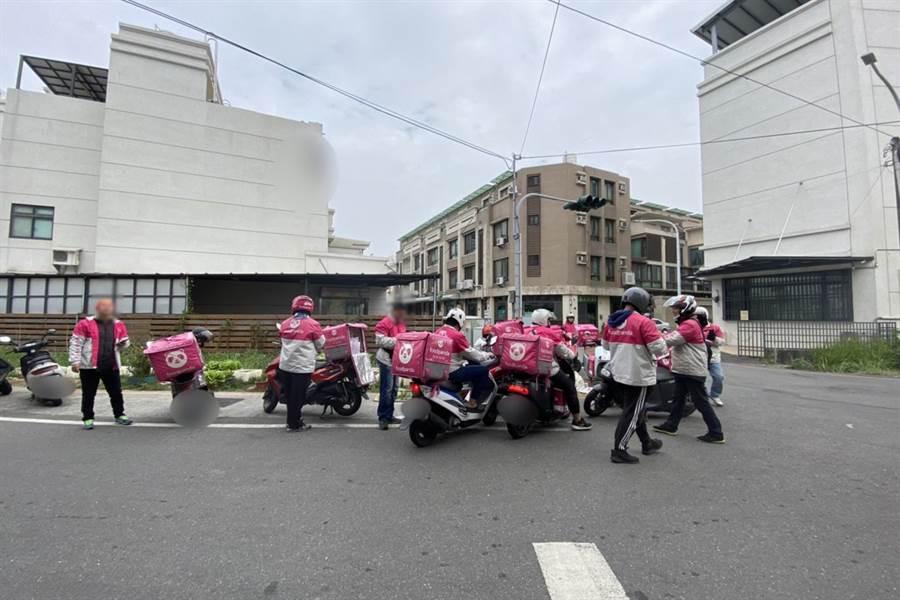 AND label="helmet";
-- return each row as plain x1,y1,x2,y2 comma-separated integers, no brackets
444,307,466,328
621,287,652,314
694,306,709,327
291,295,315,314
664,294,697,322
566,314,575,321
482,324,494,337
531,308,555,327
